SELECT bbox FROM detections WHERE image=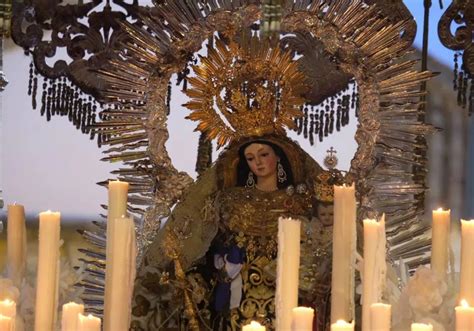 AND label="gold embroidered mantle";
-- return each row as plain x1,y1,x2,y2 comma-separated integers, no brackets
130,137,332,331
216,186,314,330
